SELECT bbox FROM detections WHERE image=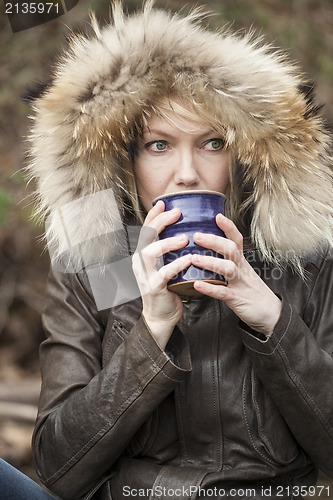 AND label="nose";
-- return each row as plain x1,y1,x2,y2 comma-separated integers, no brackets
174,149,200,187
